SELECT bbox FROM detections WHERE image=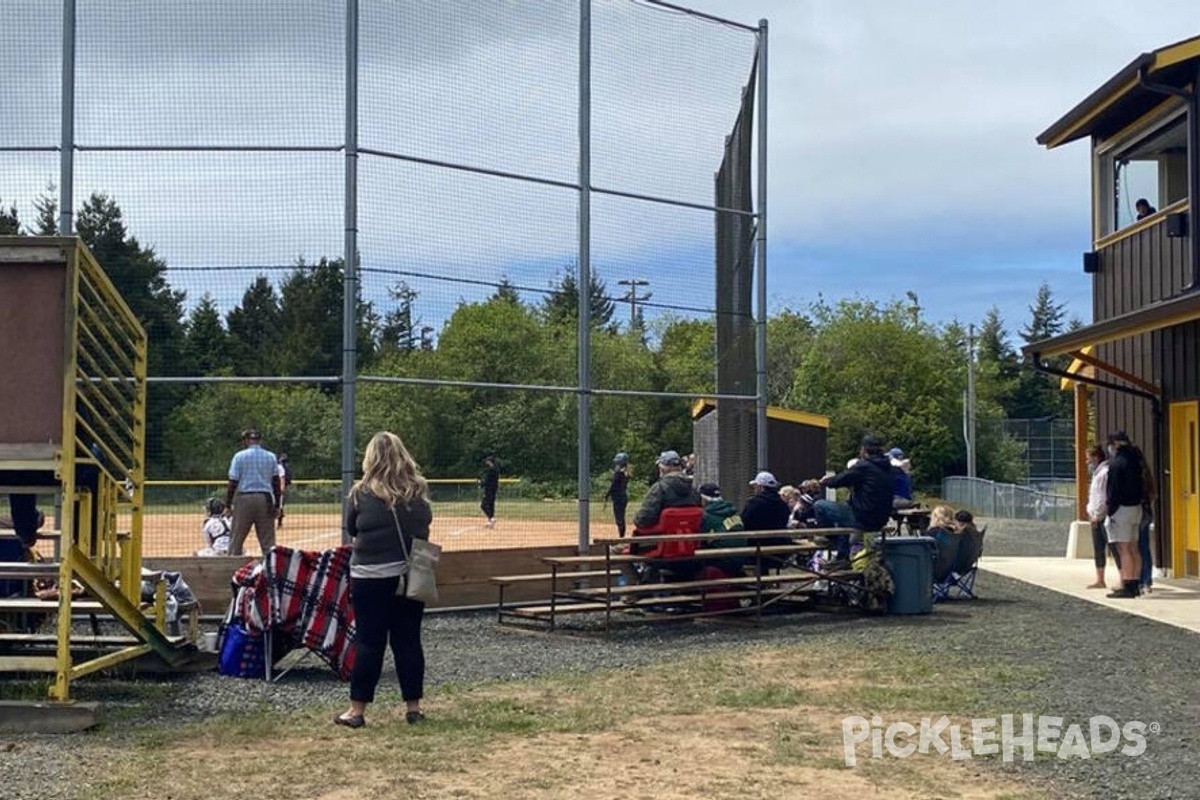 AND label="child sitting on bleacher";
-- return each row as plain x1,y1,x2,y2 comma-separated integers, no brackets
196,498,232,557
